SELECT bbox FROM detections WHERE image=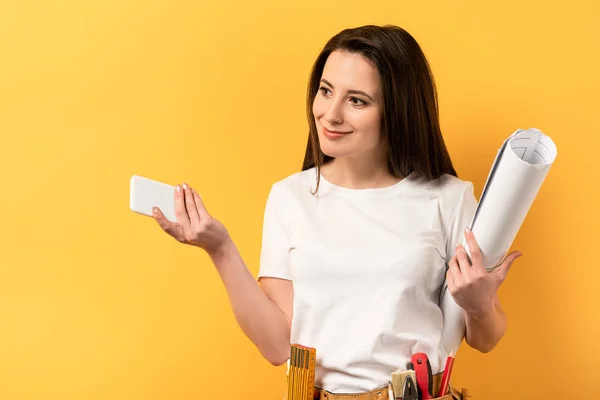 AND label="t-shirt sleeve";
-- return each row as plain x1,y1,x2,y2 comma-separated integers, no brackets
444,181,479,265
439,181,479,306
257,183,292,281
